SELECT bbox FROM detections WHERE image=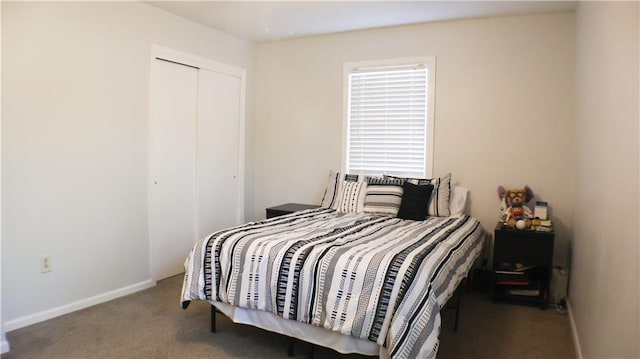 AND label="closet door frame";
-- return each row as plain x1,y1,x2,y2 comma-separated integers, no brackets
148,45,246,280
